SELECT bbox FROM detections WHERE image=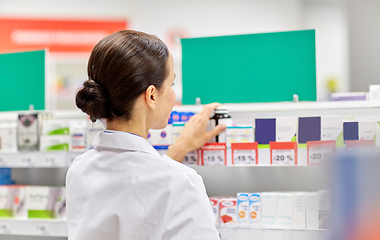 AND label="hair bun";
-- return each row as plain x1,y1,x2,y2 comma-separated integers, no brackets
76,79,110,122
